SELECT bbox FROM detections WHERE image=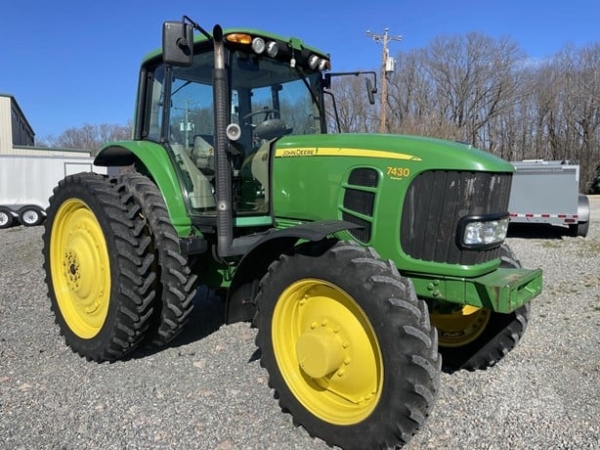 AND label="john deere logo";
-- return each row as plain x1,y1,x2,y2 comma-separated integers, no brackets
275,147,421,161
